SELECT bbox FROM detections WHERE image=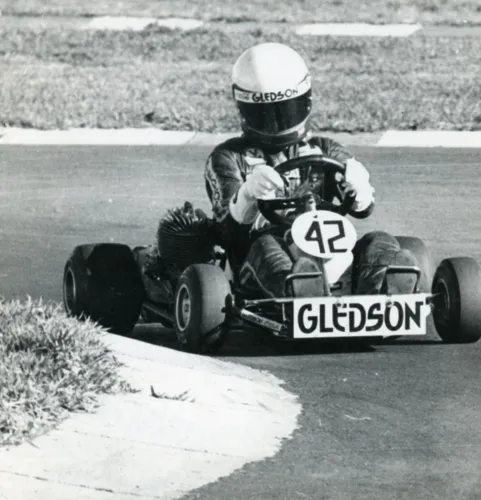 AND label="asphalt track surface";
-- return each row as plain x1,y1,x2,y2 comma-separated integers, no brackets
1,145,481,500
